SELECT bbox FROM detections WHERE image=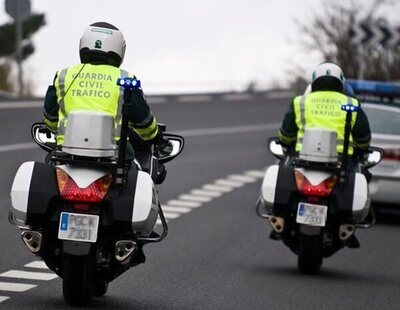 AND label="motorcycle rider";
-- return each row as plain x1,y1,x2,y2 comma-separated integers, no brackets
276,61,372,247
42,21,170,264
